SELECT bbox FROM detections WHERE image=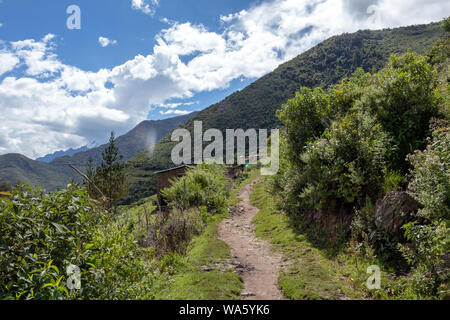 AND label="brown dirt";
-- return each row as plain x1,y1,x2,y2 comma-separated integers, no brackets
219,180,286,300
